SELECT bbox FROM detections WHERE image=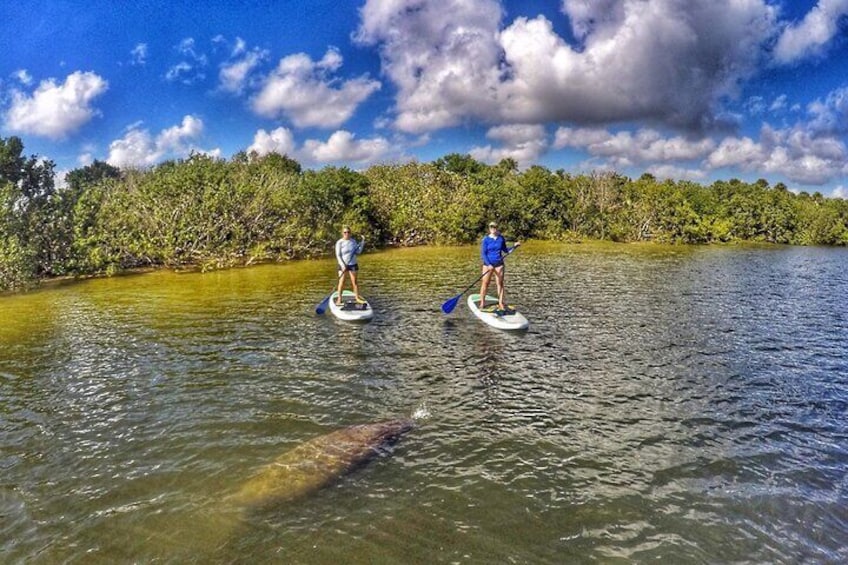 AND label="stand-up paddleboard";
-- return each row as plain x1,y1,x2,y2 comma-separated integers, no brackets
328,290,373,321
467,294,529,330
